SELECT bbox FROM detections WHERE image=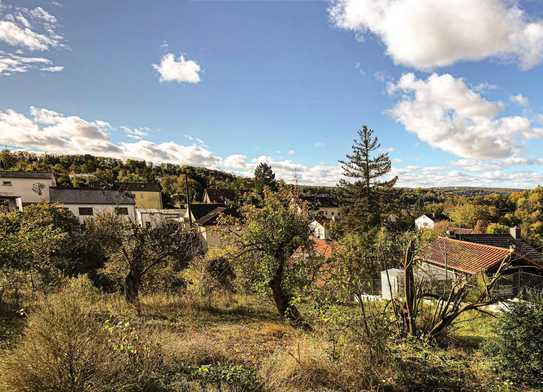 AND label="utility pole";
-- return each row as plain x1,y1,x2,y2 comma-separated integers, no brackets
185,174,192,227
